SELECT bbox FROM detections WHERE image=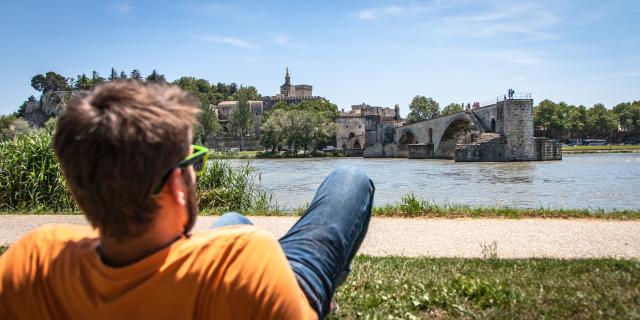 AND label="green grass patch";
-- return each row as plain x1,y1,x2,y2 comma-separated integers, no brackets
329,256,640,319
370,193,640,220
563,145,640,152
